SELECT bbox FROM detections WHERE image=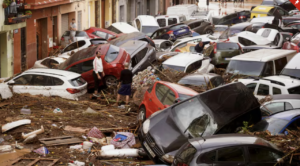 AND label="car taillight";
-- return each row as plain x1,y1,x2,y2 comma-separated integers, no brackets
239,16,245,19
66,88,81,94
262,26,264,28
214,44,217,54
167,30,173,35
175,49,181,52
237,43,243,53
